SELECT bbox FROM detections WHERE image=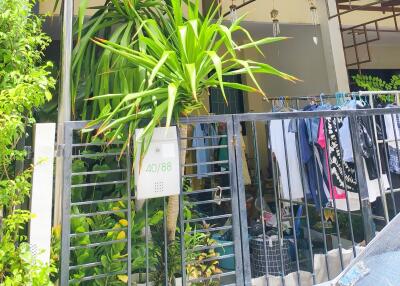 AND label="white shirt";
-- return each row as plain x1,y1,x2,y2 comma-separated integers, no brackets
269,119,304,199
